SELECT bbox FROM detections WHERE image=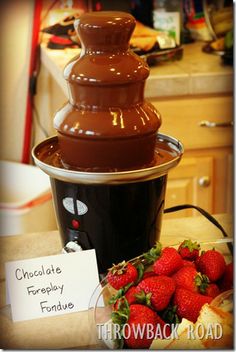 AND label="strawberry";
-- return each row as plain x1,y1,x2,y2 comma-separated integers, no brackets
173,287,212,323
196,249,226,282
113,288,137,311
142,270,157,280
125,285,138,305
153,247,183,276
182,259,196,268
172,266,209,293
204,283,220,298
136,275,175,311
194,254,201,268
218,262,233,292
123,304,170,349
107,261,138,290
178,239,200,261
113,286,139,311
